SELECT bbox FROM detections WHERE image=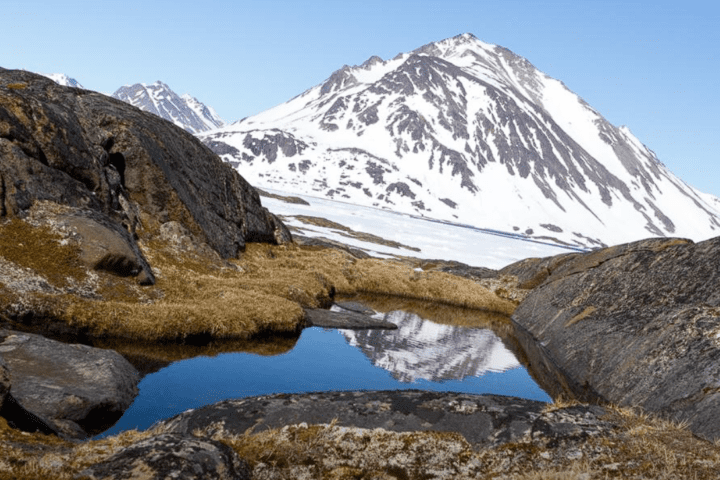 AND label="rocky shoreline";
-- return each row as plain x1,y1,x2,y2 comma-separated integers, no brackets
2,69,720,479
